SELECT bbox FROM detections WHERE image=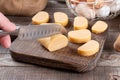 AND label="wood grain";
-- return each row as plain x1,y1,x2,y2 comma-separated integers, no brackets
0,67,120,80
10,33,106,72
